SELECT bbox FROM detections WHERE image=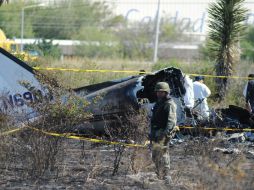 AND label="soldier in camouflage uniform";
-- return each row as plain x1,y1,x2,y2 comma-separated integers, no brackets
150,82,177,183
